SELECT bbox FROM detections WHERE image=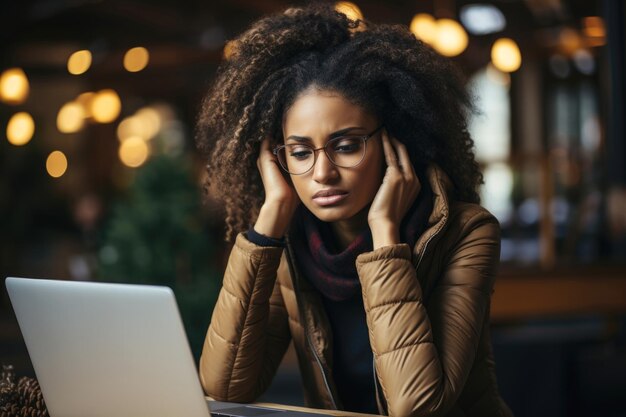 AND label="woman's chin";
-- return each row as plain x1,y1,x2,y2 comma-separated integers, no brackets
306,203,367,224
311,211,345,223
306,206,352,223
